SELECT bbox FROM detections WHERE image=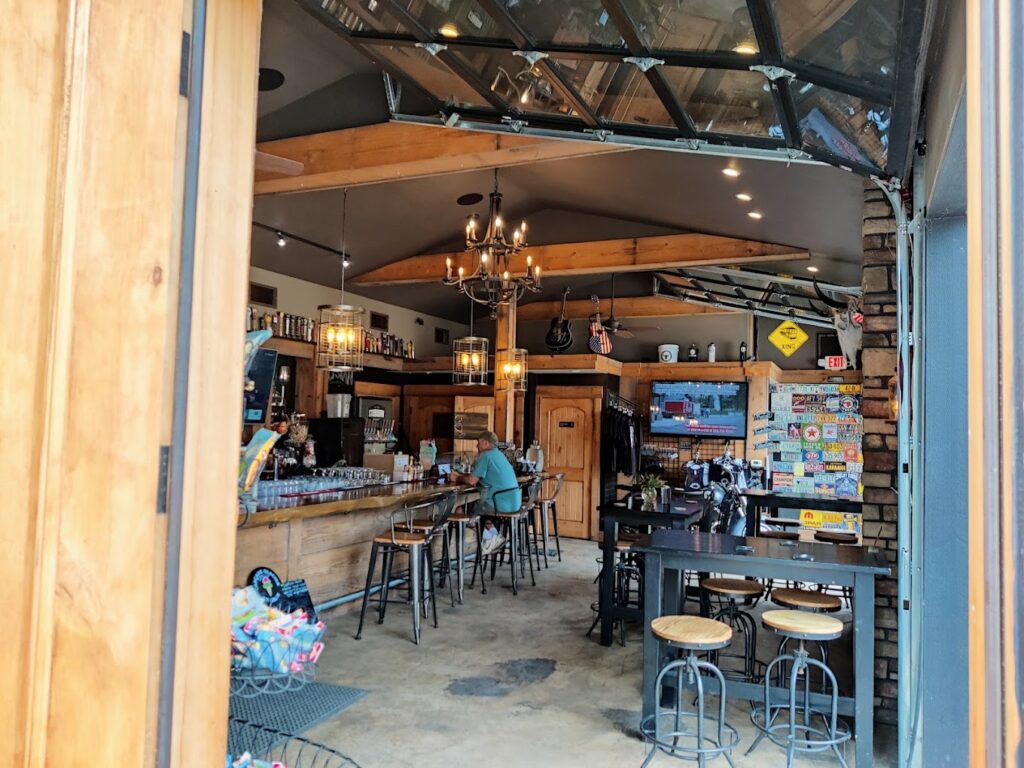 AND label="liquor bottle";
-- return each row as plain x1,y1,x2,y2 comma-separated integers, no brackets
739,341,748,362
707,342,717,363
687,343,699,362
